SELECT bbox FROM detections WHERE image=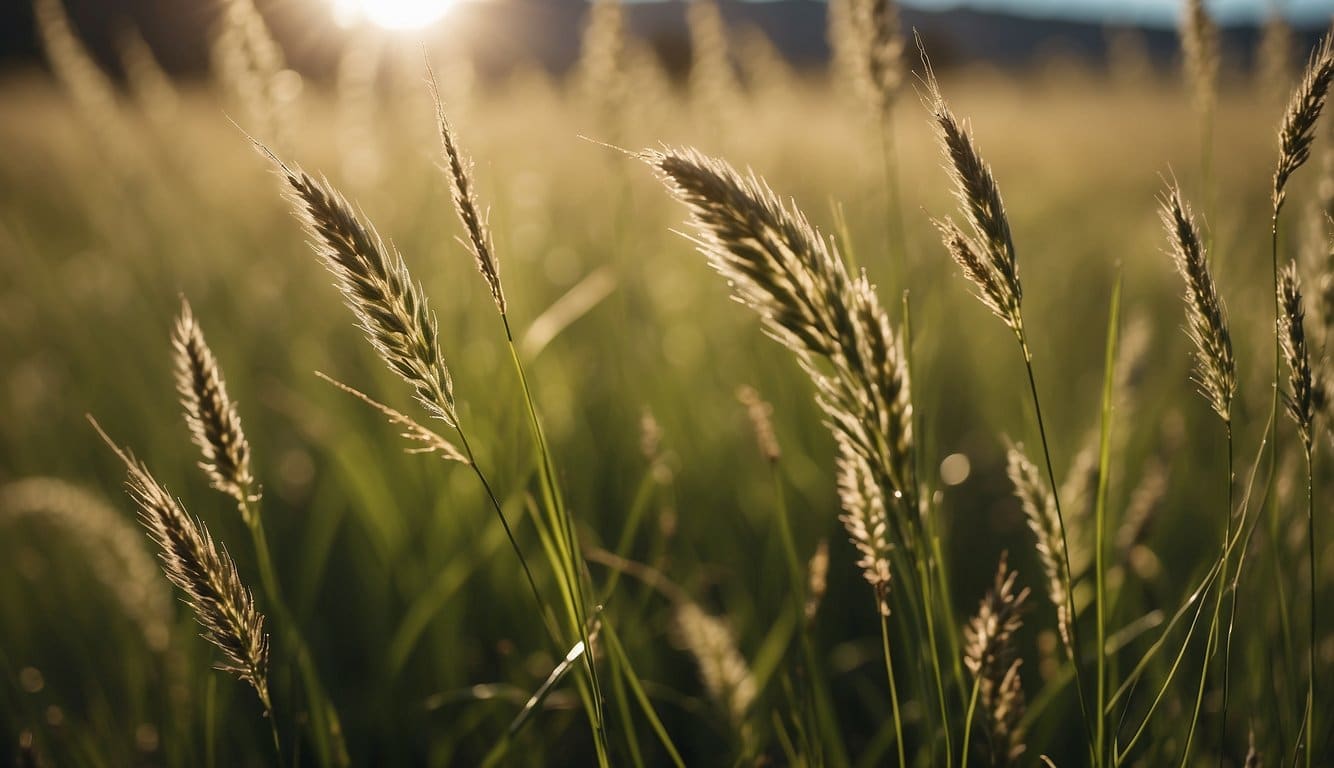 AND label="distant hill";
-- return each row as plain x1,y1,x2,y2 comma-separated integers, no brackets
1,0,1326,80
